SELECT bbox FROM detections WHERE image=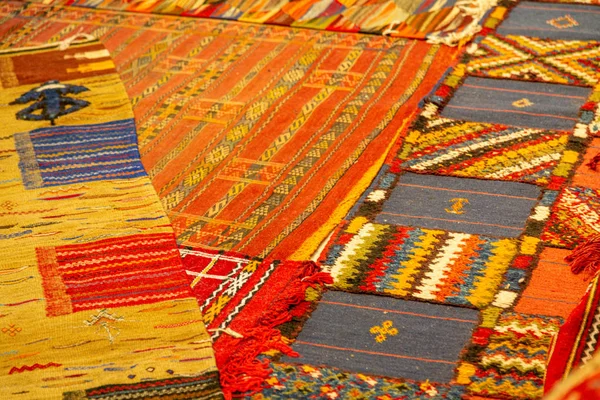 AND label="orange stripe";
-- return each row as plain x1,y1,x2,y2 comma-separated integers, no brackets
320,300,478,323
462,83,588,100
295,341,456,364
445,105,578,121
379,212,524,230
396,182,538,200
